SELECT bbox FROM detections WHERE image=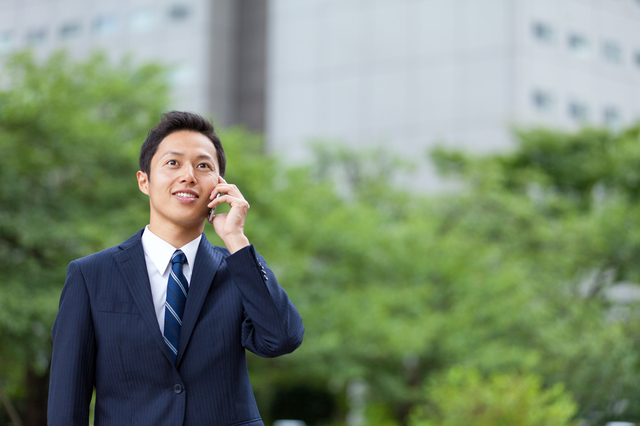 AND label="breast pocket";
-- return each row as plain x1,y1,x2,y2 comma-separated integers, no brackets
96,298,139,315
